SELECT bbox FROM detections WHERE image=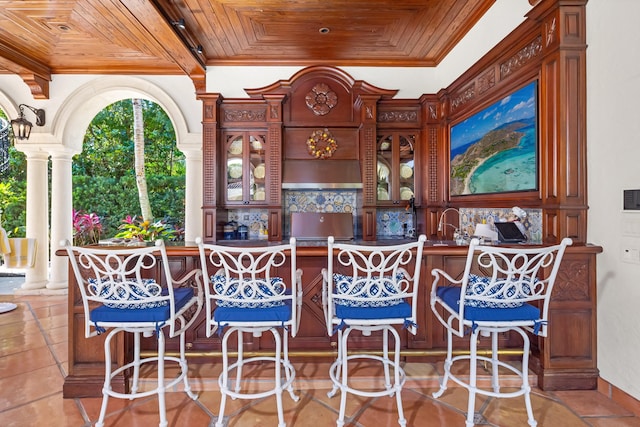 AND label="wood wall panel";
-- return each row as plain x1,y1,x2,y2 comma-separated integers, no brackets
437,0,587,244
